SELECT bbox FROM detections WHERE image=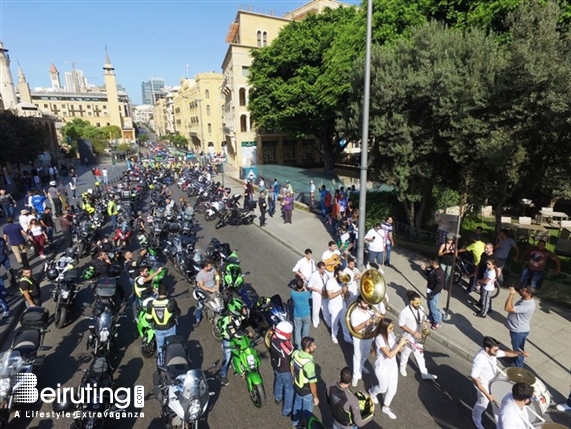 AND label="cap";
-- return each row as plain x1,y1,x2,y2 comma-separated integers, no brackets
286,180,290,184
21,209,30,214
446,233,454,240
49,181,56,186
